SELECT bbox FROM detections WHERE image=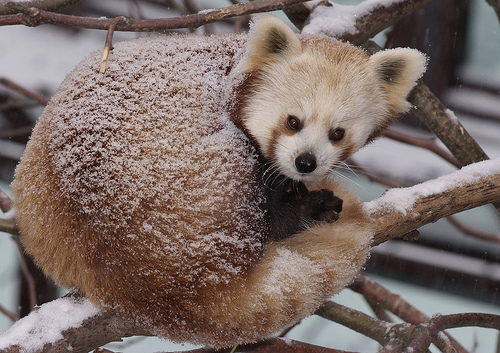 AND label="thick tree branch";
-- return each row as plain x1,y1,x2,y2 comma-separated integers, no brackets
0,0,308,30
485,0,500,24
301,0,432,45
0,292,150,353
315,300,389,346
367,158,500,246
409,82,490,166
0,213,17,235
